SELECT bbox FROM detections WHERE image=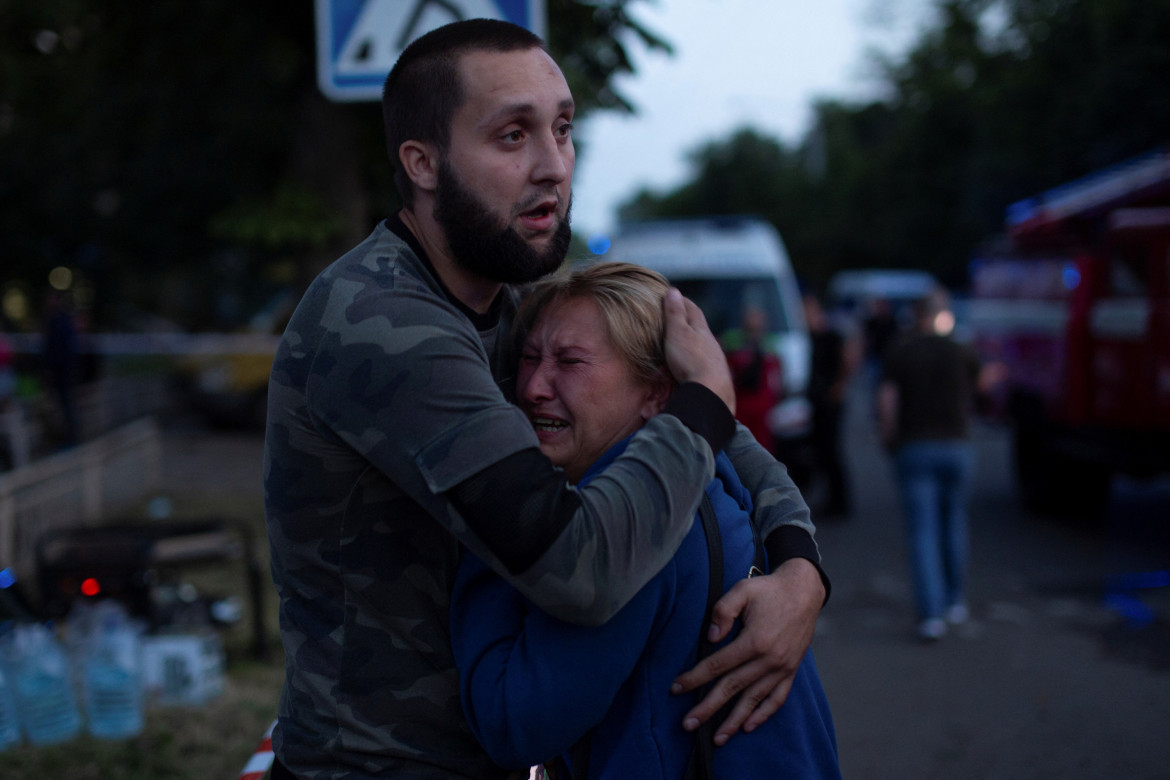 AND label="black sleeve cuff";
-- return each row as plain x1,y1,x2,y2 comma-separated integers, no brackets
764,526,832,606
449,447,580,575
661,382,736,454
